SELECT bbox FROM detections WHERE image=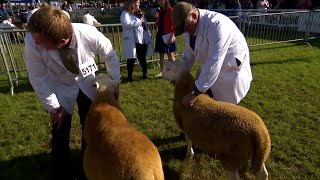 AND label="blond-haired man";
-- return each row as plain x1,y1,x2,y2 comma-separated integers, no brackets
24,6,121,179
